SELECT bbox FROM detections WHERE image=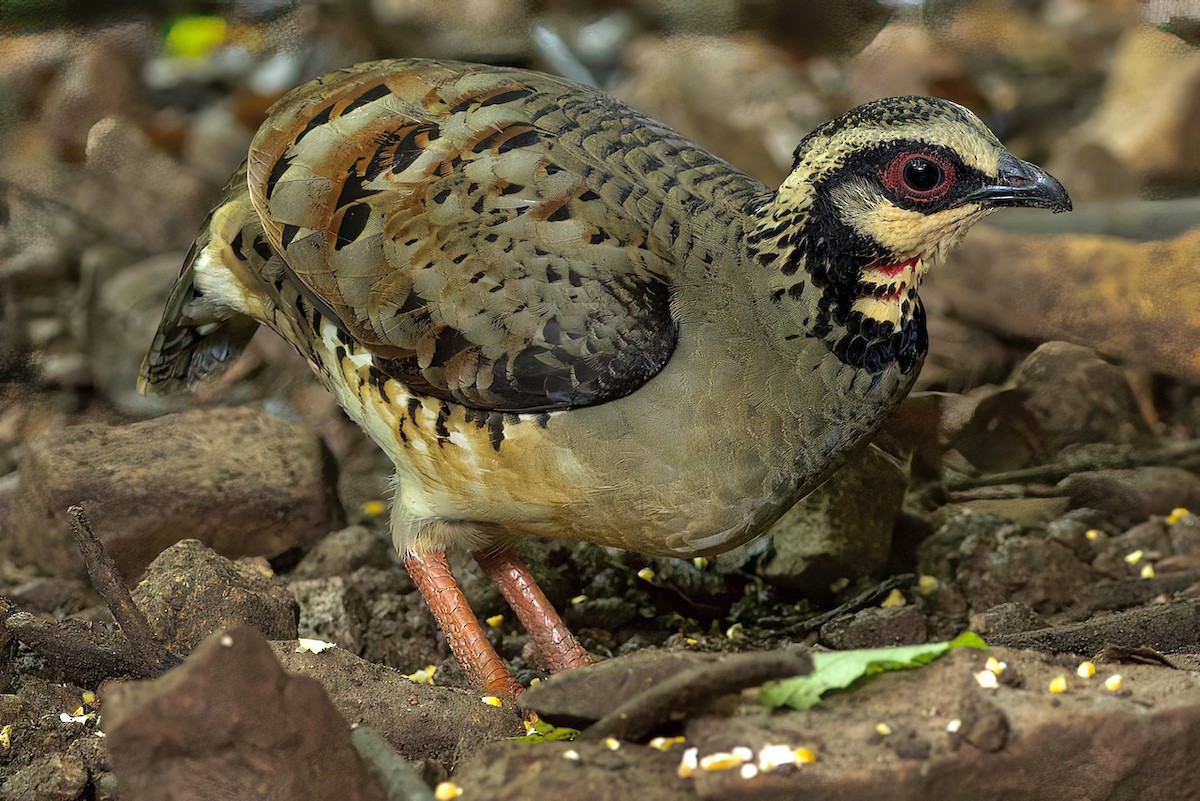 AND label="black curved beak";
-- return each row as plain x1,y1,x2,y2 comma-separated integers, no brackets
966,153,1072,213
